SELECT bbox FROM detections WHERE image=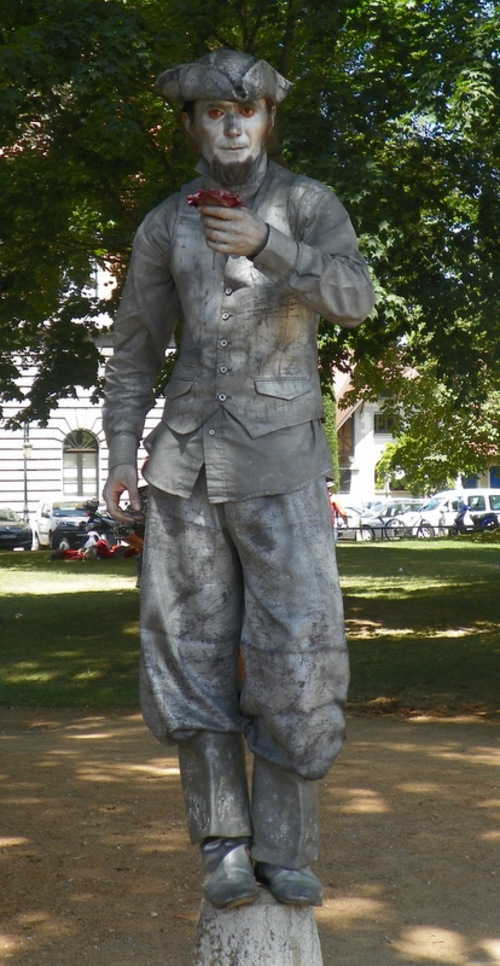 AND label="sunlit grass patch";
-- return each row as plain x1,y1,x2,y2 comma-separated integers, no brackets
0,554,140,708
1,543,499,715
337,540,500,715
